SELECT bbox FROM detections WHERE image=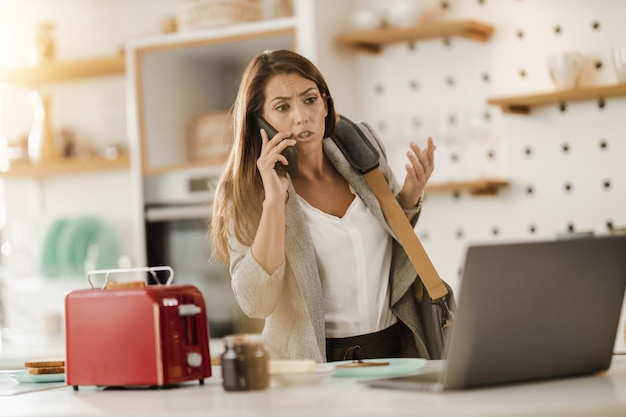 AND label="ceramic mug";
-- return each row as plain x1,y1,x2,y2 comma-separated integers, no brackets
547,52,584,90
612,46,626,83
